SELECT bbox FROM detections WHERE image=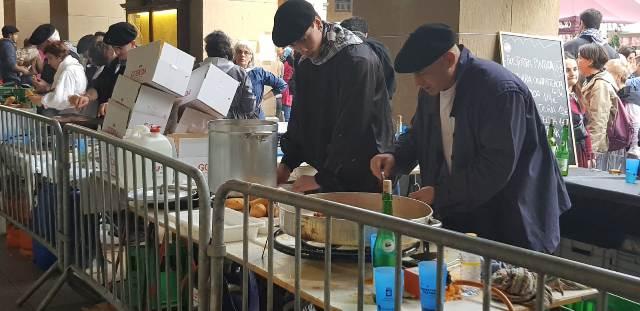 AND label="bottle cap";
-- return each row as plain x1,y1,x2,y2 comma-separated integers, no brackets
150,125,161,133
383,180,392,193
